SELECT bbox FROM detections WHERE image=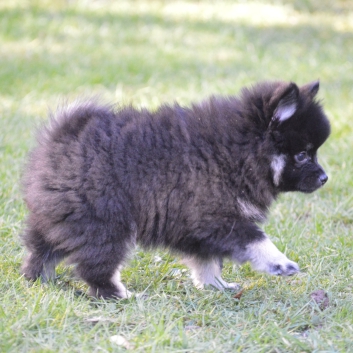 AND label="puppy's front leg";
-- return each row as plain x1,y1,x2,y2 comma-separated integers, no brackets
244,235,299,276
182,257,239,290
